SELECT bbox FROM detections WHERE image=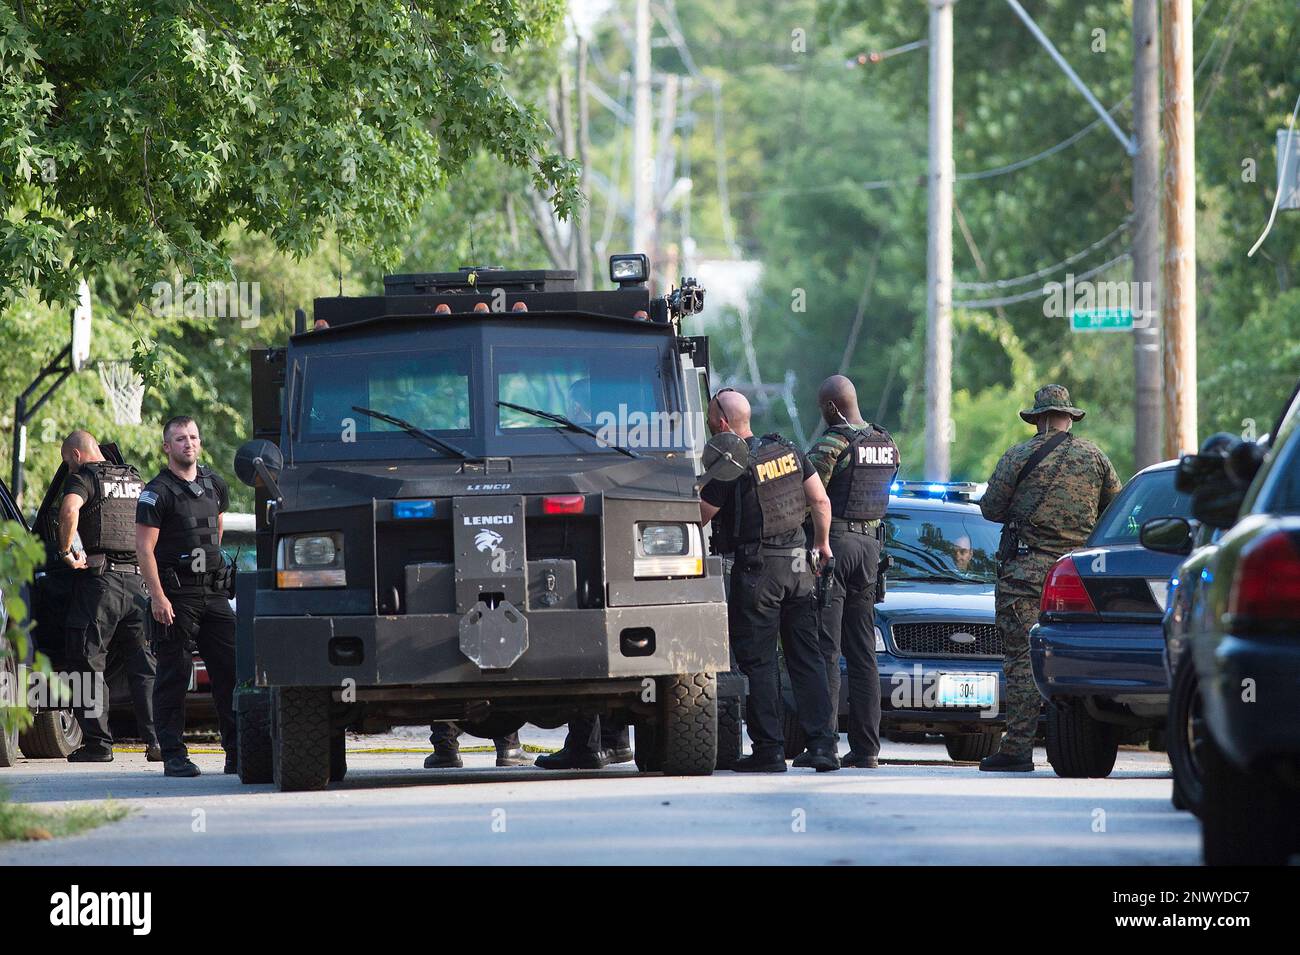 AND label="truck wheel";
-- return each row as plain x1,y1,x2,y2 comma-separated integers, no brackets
781,701,806,760
634,721,662,773
1046,699,1118,778
1200,734,1299,865
271,687,331,792
1166,656,1205,816
0,654,19,767
236,687,273,785
715,695,743,770
944,732,998,762
18,708,83,759
329,733,347,783
658,672,717,776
